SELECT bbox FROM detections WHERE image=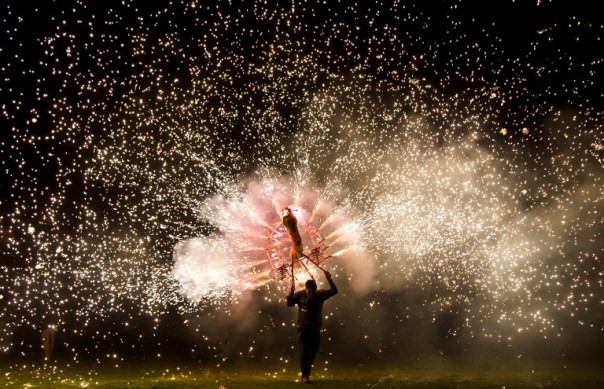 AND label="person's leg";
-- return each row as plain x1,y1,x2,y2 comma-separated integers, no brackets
306,330,321,379
42,331,50,360
298,330,311,378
